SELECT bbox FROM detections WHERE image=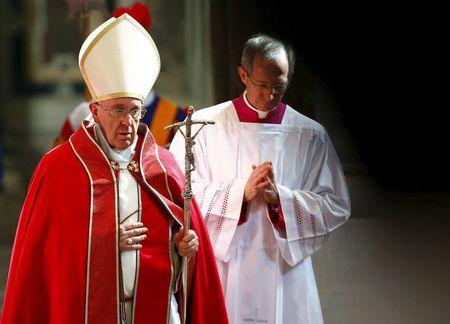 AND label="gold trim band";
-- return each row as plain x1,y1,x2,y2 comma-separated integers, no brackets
94,92,146,103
